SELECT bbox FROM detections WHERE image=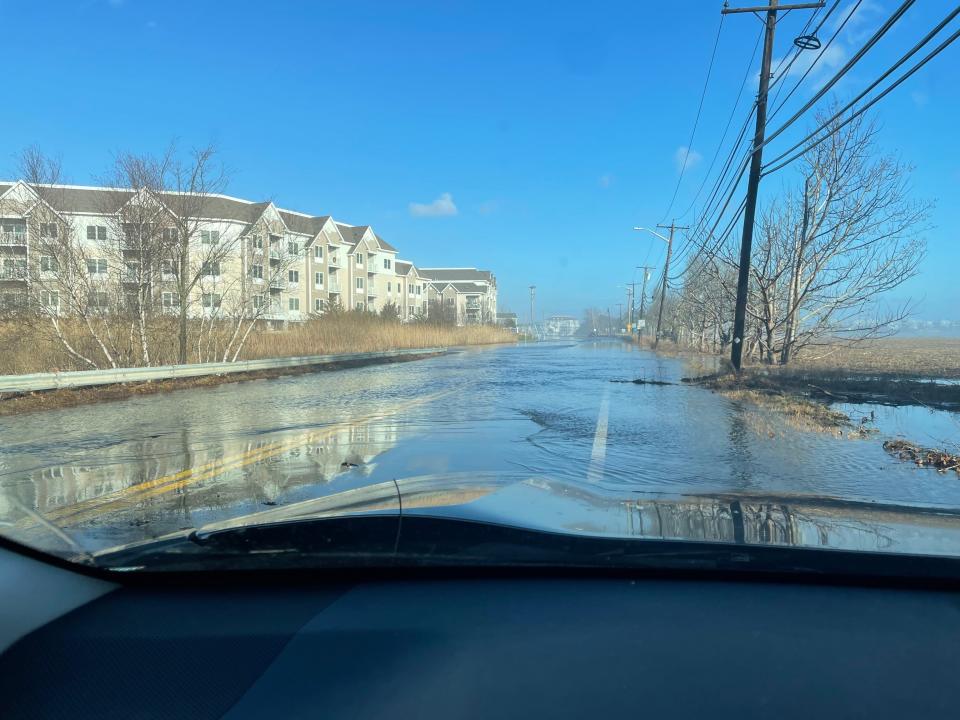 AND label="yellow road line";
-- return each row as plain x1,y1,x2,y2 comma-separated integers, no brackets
41,440,286,524
30,387,458,530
